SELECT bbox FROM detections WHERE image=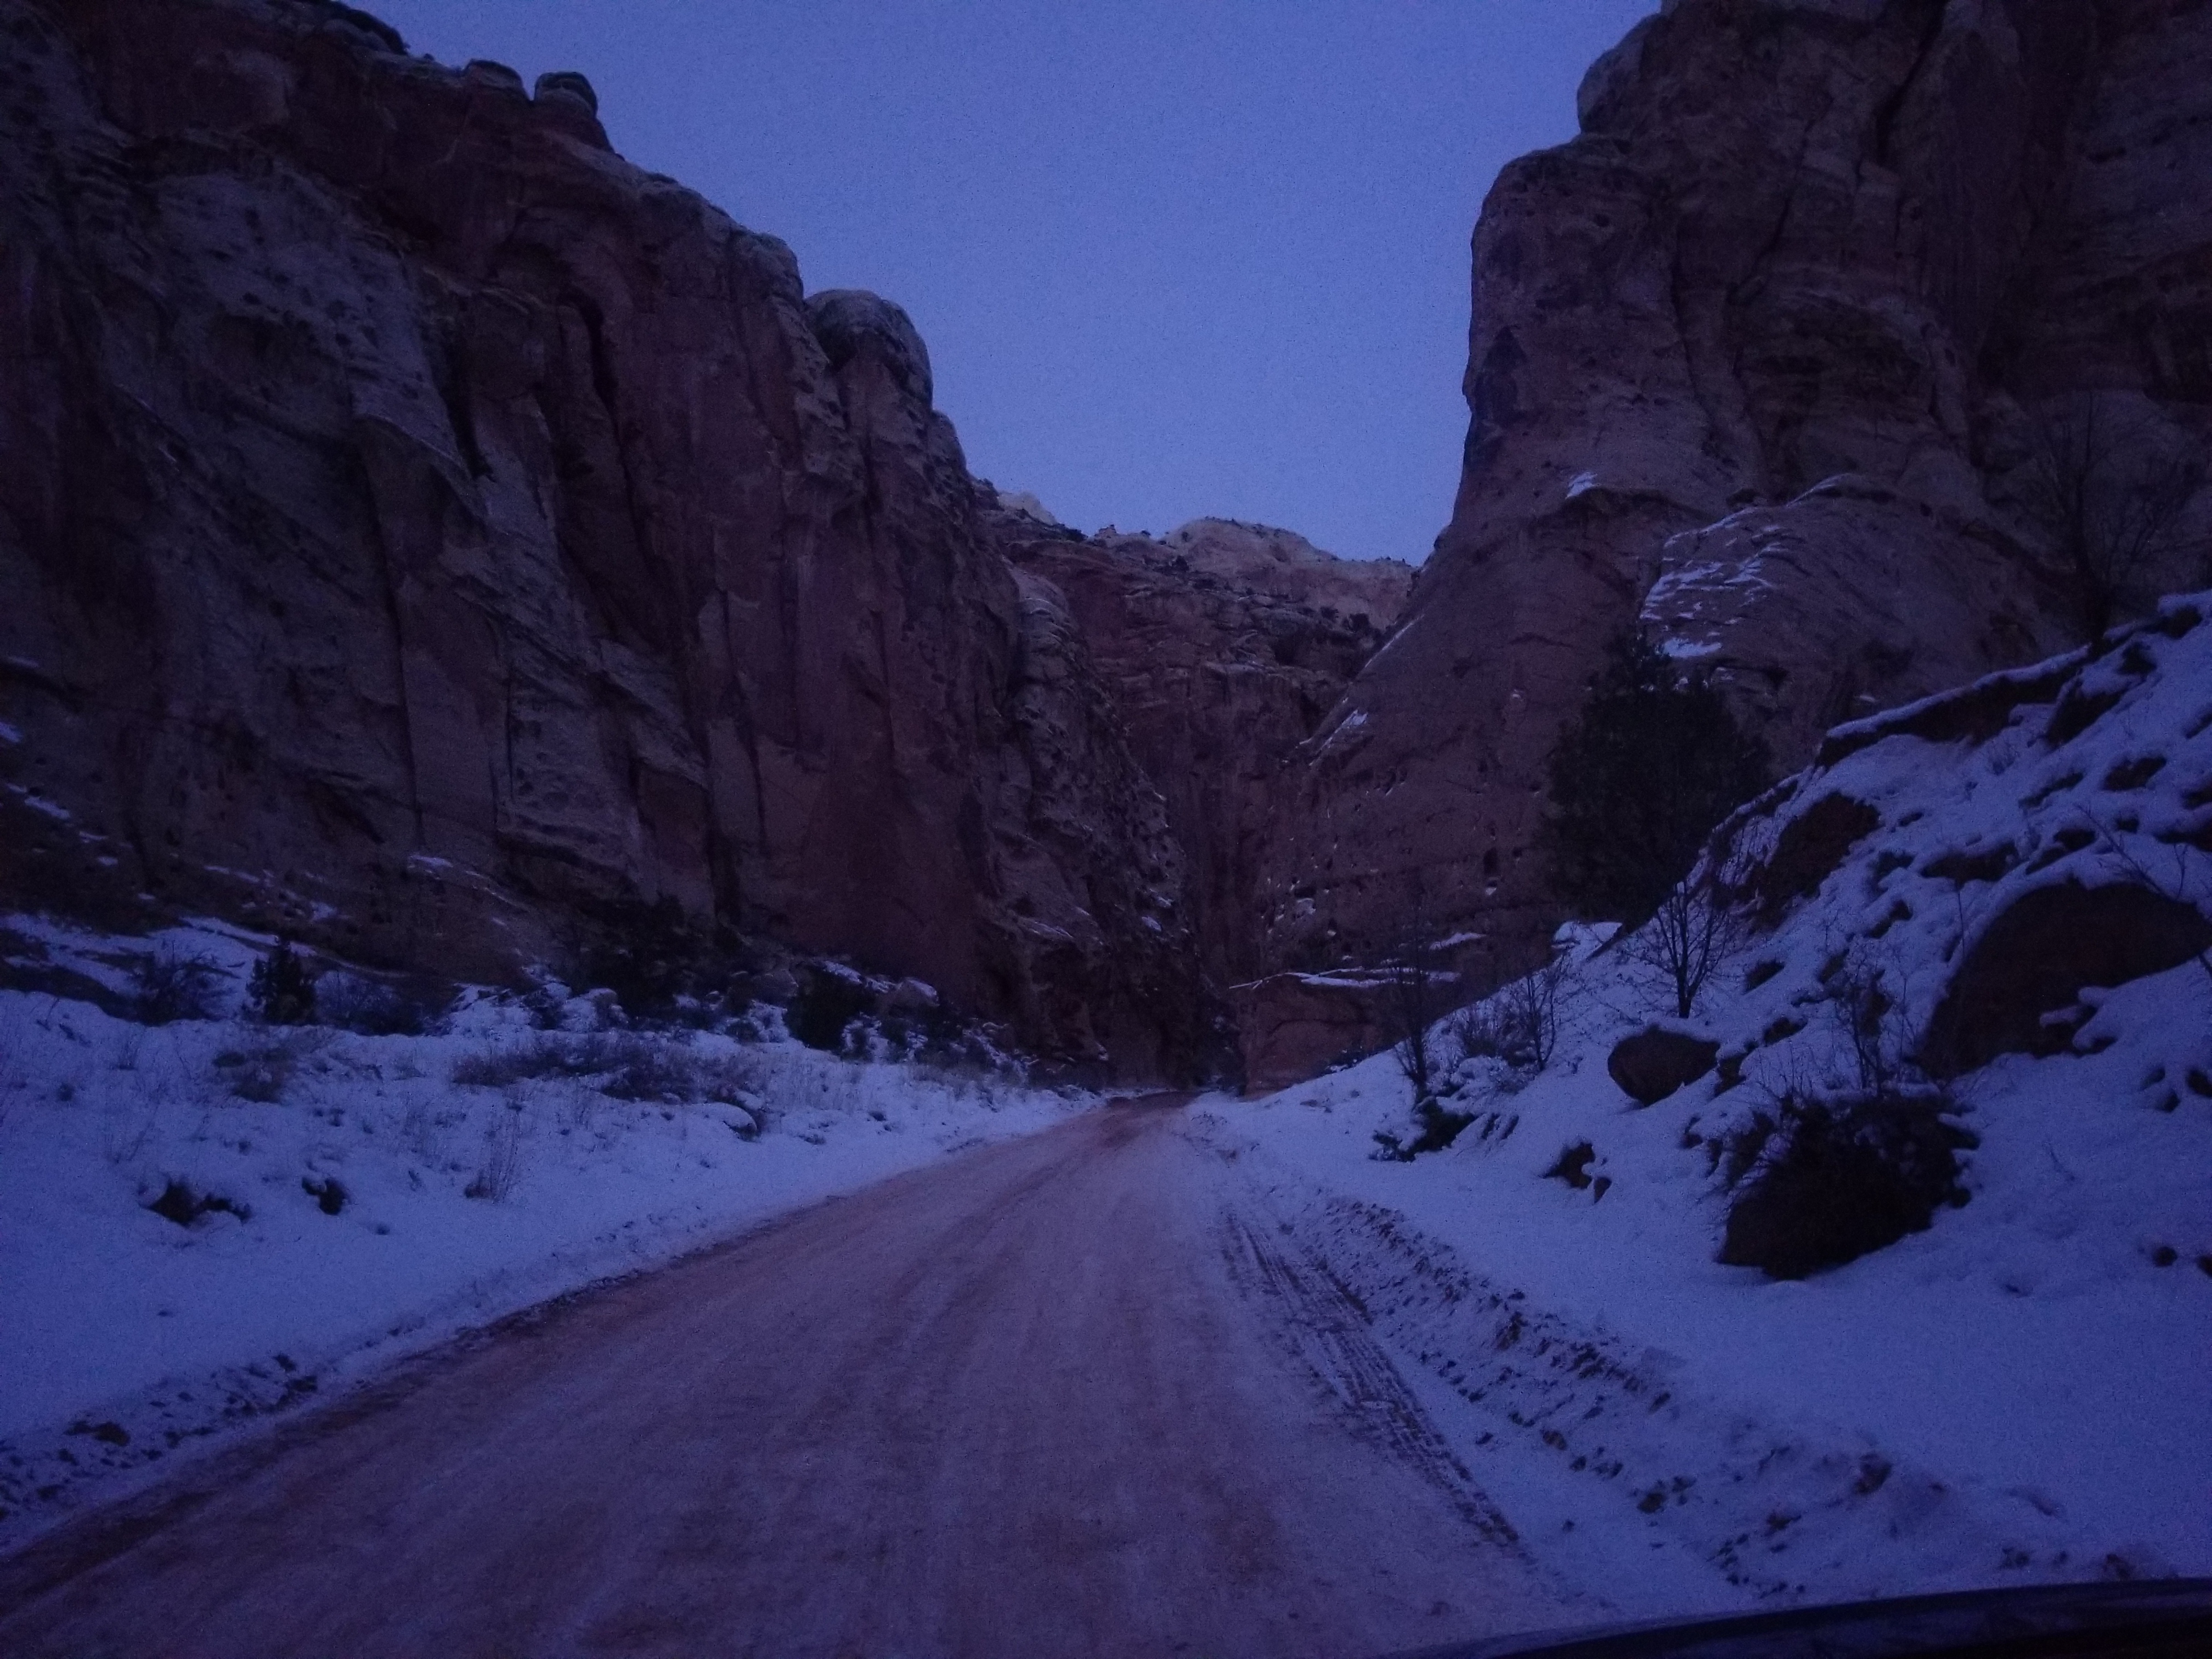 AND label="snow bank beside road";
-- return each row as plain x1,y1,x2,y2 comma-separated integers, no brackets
0,920,1085,1552
1201,596,2212,1607
1200,1029,2208,1611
